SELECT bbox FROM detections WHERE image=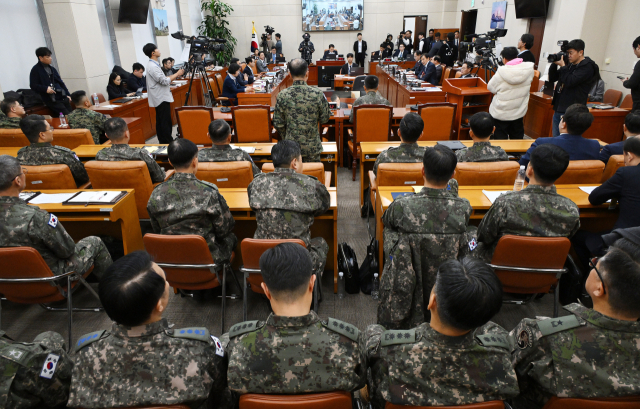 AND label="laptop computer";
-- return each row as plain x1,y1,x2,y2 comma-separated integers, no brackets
276,56,286,63
351,67,364,76
325,54,337,60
